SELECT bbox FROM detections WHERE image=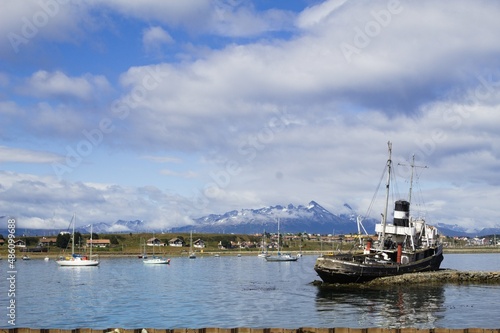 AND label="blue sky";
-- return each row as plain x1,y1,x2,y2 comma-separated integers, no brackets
1,0,500,232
